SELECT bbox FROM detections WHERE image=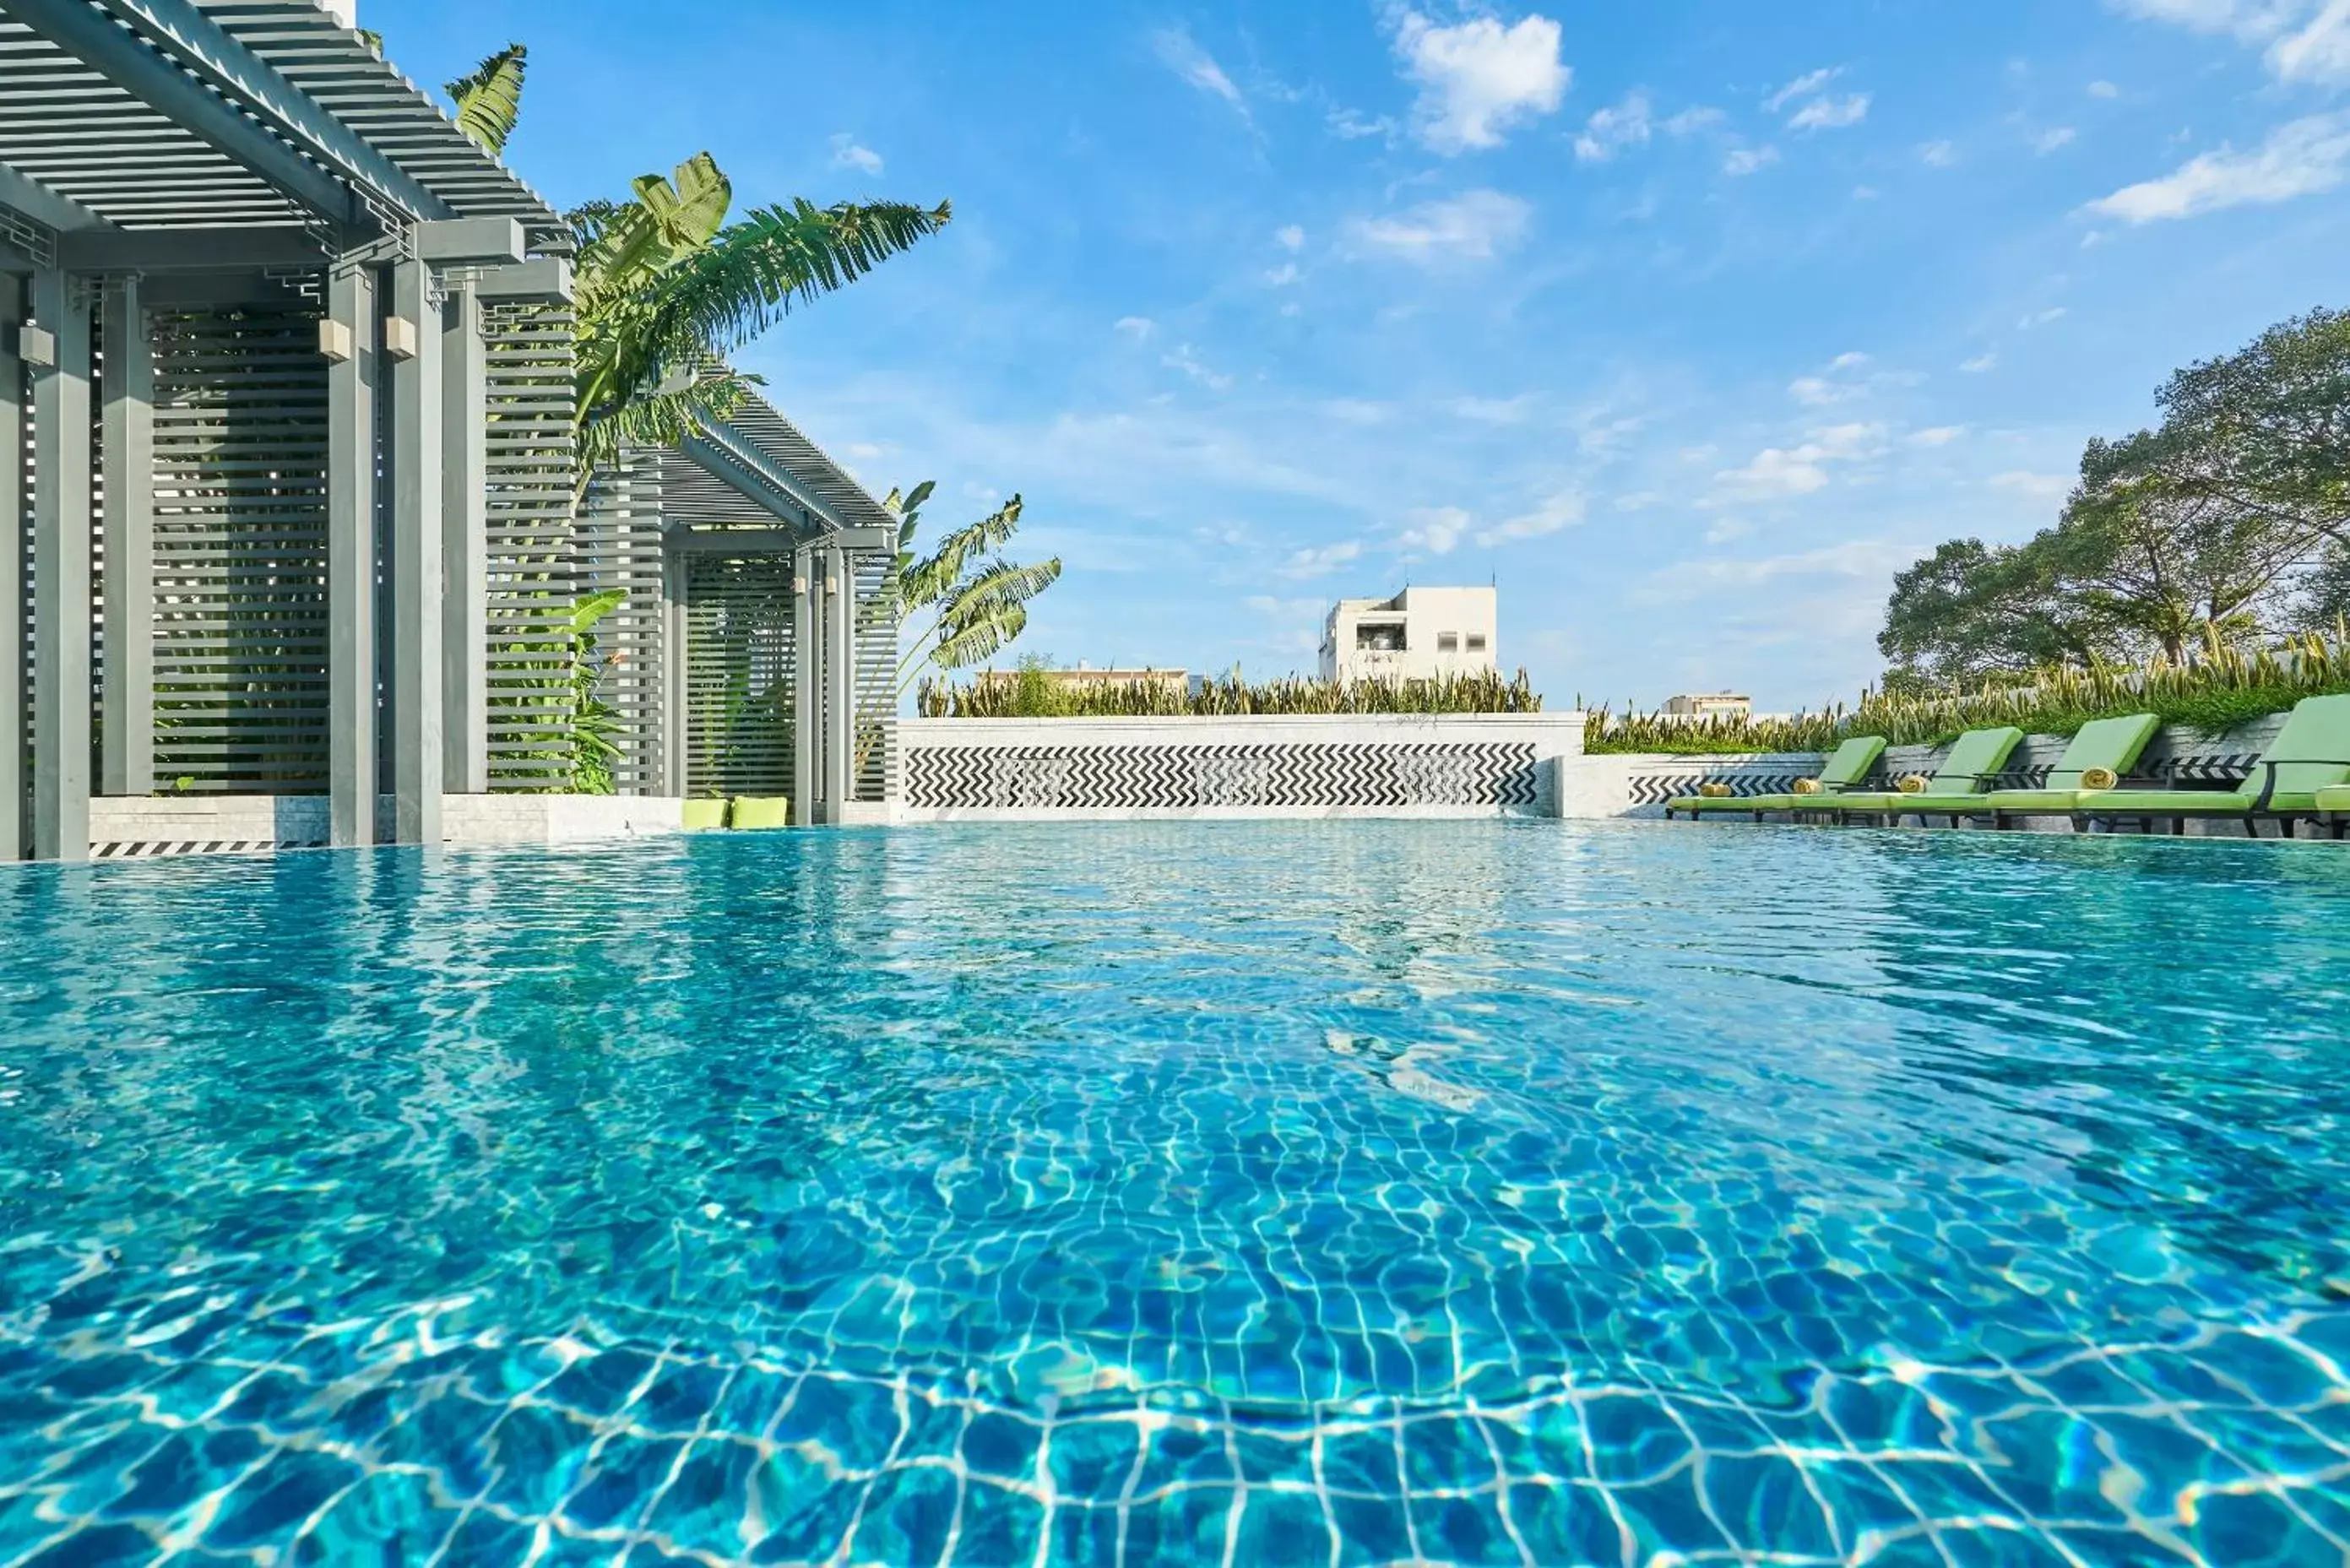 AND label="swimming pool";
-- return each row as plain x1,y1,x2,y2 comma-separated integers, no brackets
1,822,2345,1565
